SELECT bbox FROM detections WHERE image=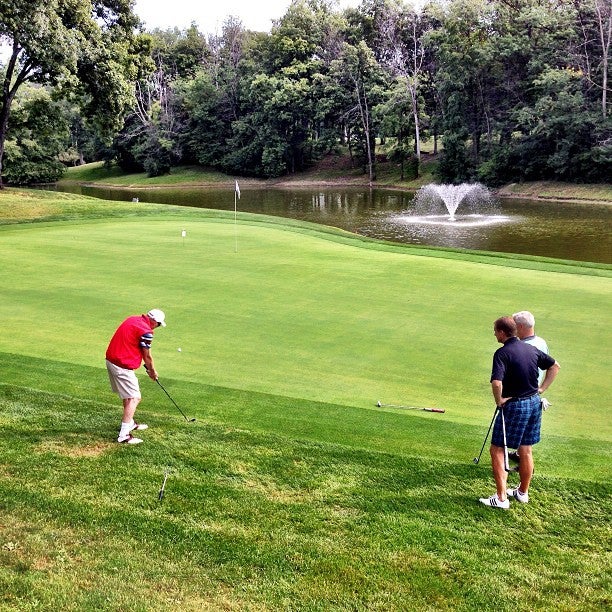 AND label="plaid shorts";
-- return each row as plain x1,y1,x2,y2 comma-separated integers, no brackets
491,394,542,448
